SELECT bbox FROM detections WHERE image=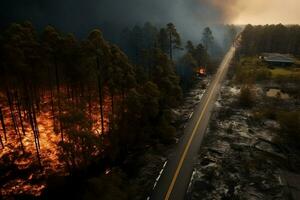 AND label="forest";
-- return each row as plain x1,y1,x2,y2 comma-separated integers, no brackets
240,24,300,56
0,21,236,199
